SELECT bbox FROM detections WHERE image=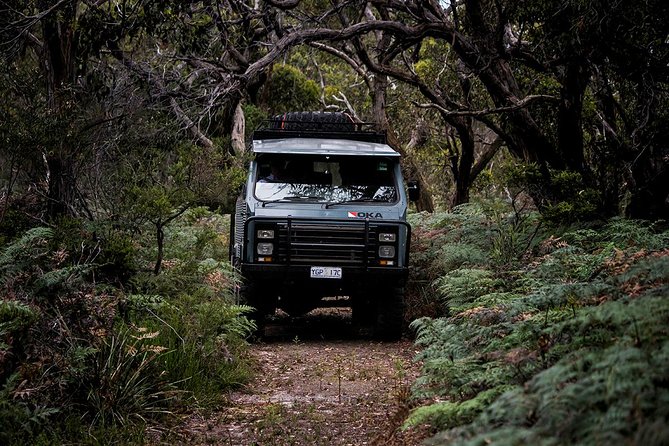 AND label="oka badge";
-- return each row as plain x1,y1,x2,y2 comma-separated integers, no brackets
348,211,383,219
